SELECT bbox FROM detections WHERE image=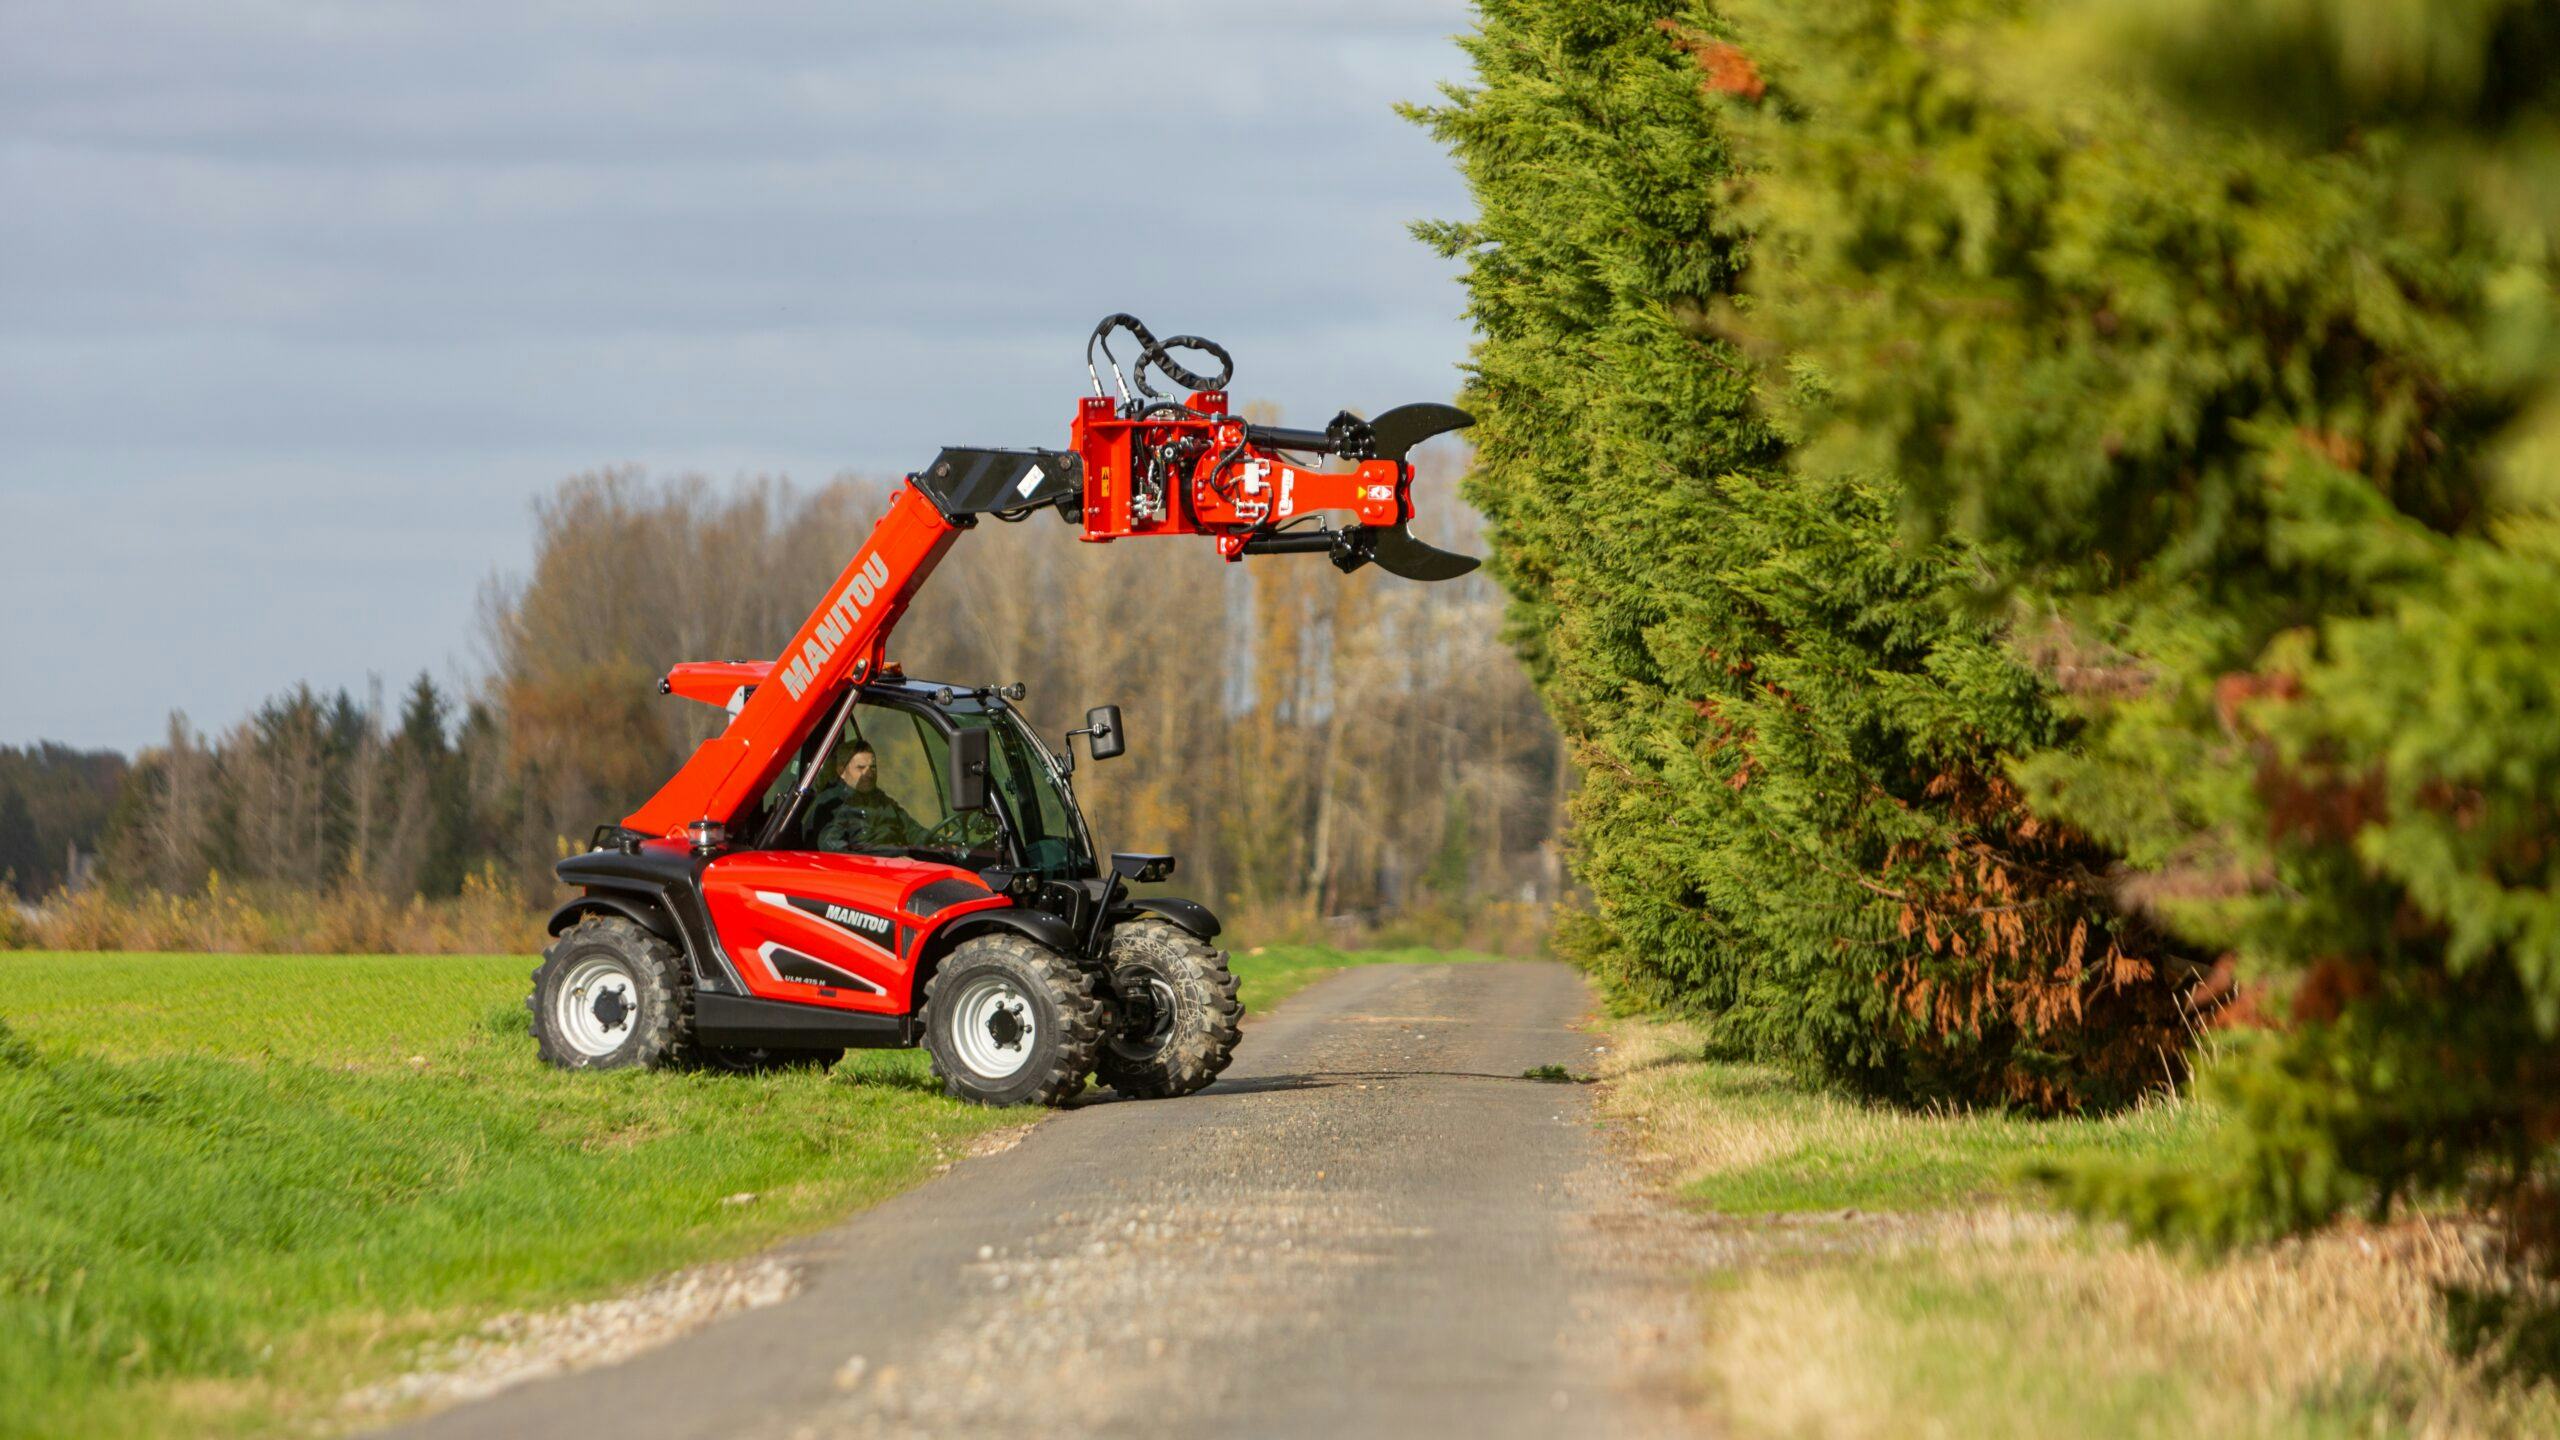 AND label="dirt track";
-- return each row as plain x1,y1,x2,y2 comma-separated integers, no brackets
383,961,1703,1440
